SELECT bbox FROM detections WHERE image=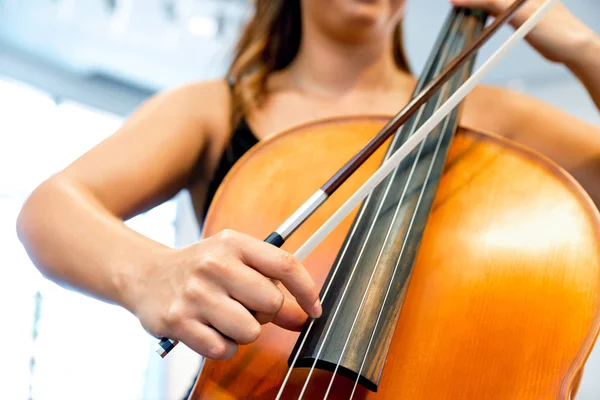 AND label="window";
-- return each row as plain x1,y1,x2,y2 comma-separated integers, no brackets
0,76,173,399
